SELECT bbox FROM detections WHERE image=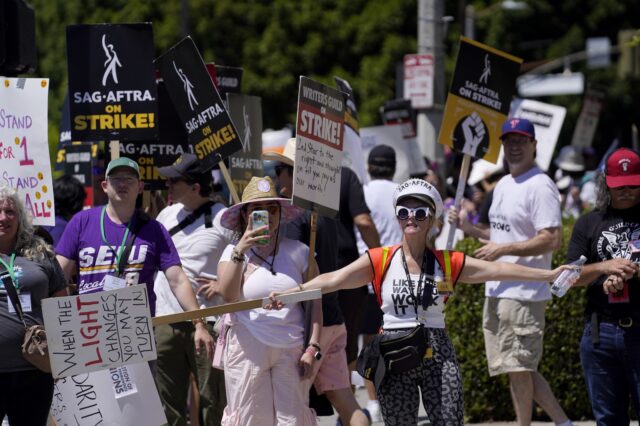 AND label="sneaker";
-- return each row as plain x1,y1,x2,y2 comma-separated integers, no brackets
365,401,382,423
362,408,373,423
